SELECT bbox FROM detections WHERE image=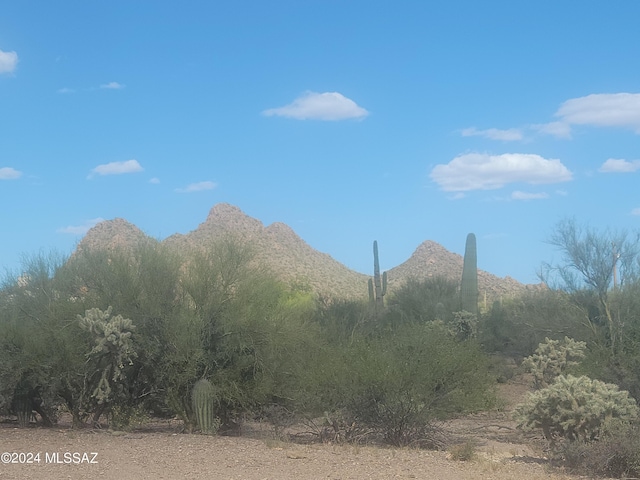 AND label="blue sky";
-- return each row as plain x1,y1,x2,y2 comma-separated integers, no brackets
1,1,639,285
